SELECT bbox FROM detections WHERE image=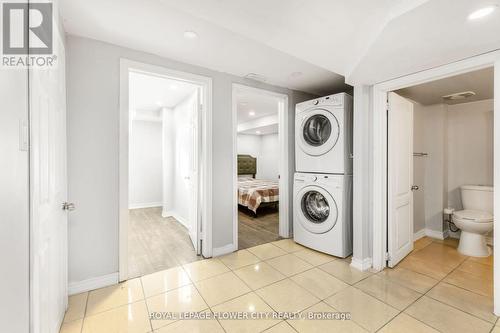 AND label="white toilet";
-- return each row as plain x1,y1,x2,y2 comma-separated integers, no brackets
452,185,493,257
